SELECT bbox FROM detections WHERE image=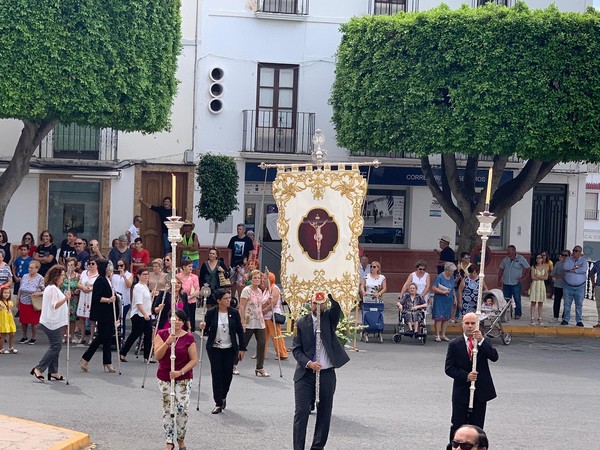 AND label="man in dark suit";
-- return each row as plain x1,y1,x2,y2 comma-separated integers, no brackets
445,312,498,450
292,293,350,450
